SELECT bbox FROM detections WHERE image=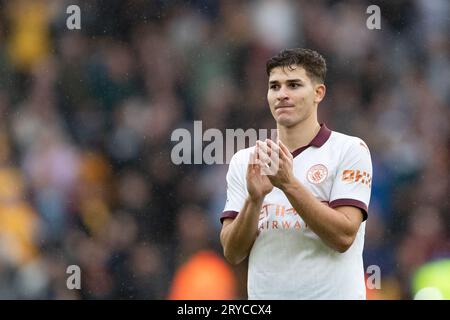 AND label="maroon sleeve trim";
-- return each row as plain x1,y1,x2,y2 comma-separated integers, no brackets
329,199,368,221
220,210,239,224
